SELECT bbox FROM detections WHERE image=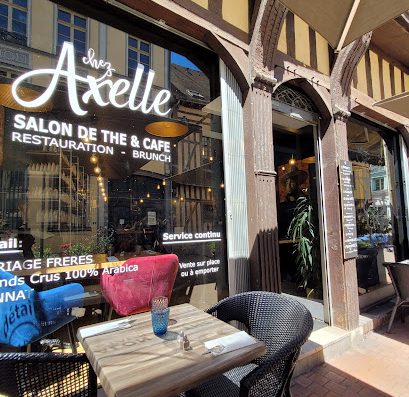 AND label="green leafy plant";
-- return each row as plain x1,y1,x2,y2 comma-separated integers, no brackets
33,246,53,259
66,242,92,256
287,196,320,296
91,227,113,254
